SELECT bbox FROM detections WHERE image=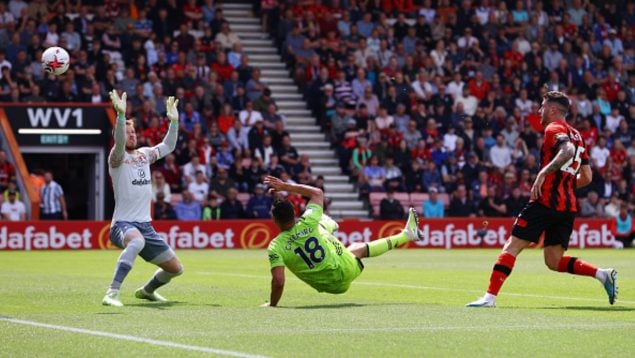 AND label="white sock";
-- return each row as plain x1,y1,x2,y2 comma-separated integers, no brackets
484,292,497,302
595,268,607,282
